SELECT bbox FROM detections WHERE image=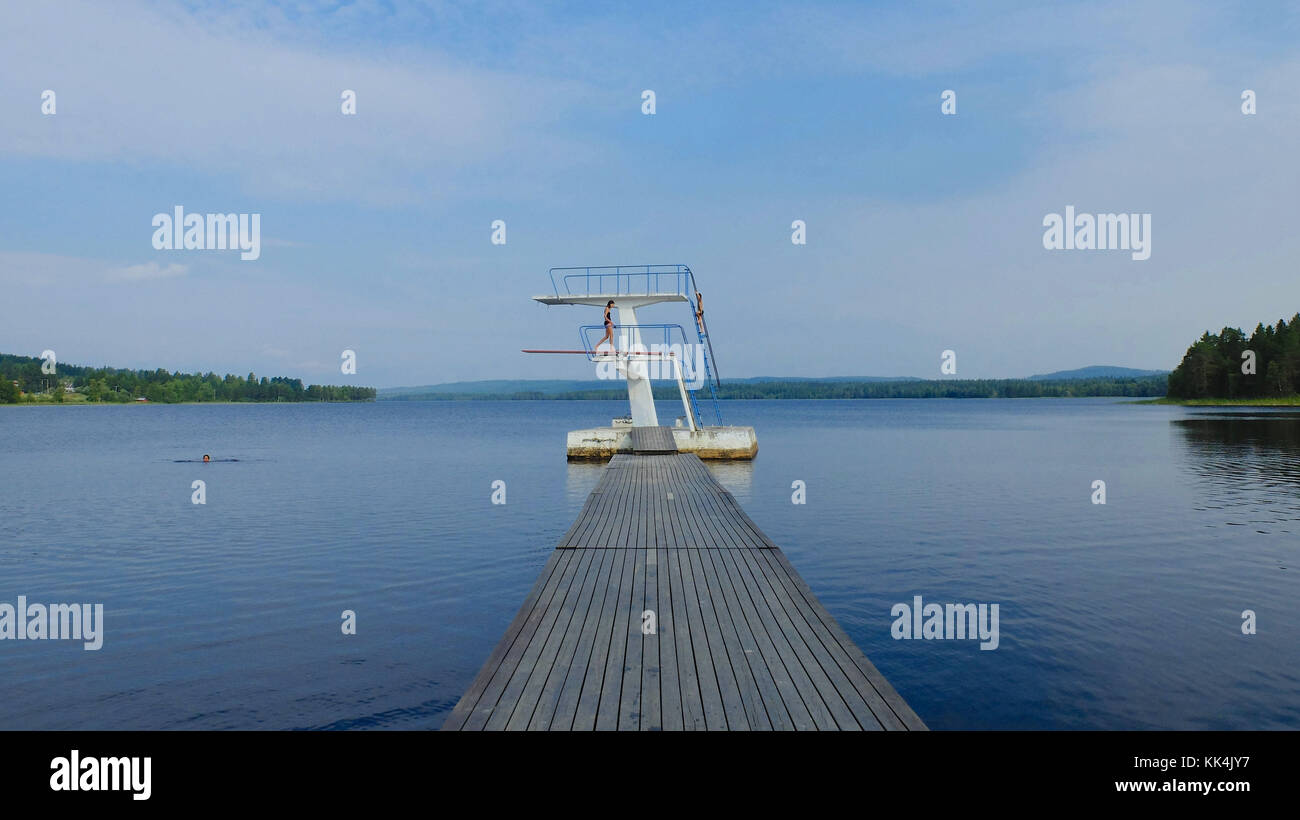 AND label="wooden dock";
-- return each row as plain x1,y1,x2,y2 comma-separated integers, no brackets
442,447,925,731
628,424,679,454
